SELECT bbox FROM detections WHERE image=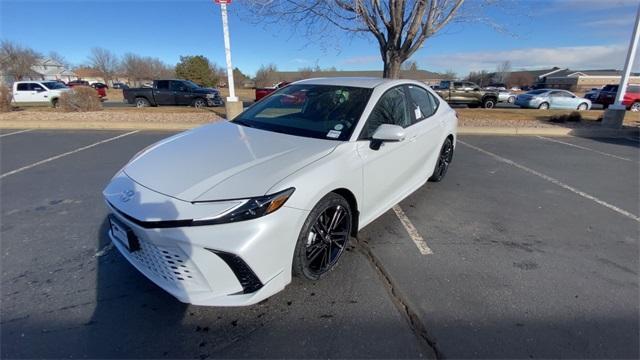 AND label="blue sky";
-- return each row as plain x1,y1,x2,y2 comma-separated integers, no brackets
0,0,638,77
